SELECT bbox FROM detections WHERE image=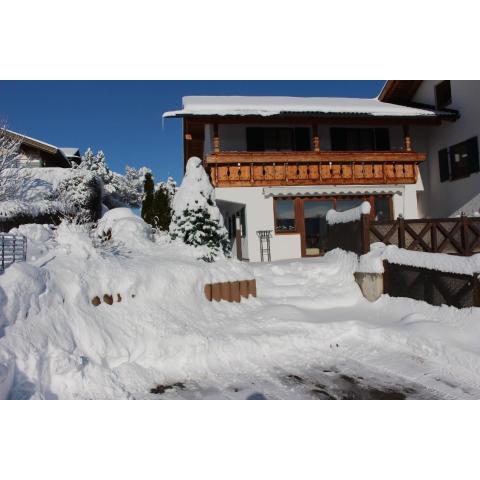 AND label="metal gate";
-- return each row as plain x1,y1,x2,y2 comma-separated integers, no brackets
0,234,27,271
